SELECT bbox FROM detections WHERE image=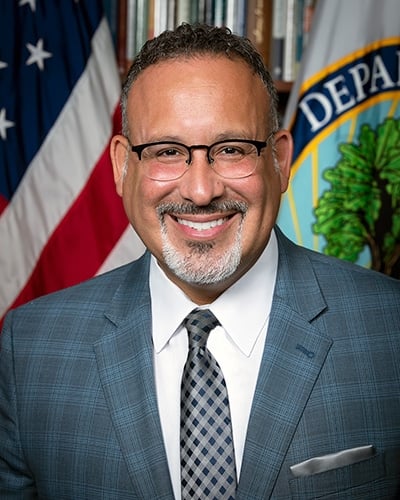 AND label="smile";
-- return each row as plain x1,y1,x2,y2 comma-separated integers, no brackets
176,217,229,231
